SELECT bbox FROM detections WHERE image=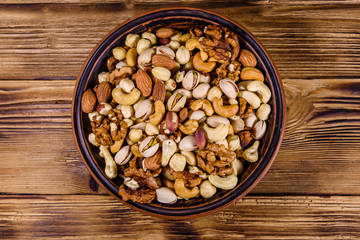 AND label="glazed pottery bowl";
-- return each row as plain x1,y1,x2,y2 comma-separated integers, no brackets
72,7,286,219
